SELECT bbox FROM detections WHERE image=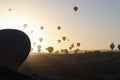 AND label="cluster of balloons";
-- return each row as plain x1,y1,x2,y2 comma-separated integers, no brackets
69,42,80,50
46,46,54,54
57,36,70,43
